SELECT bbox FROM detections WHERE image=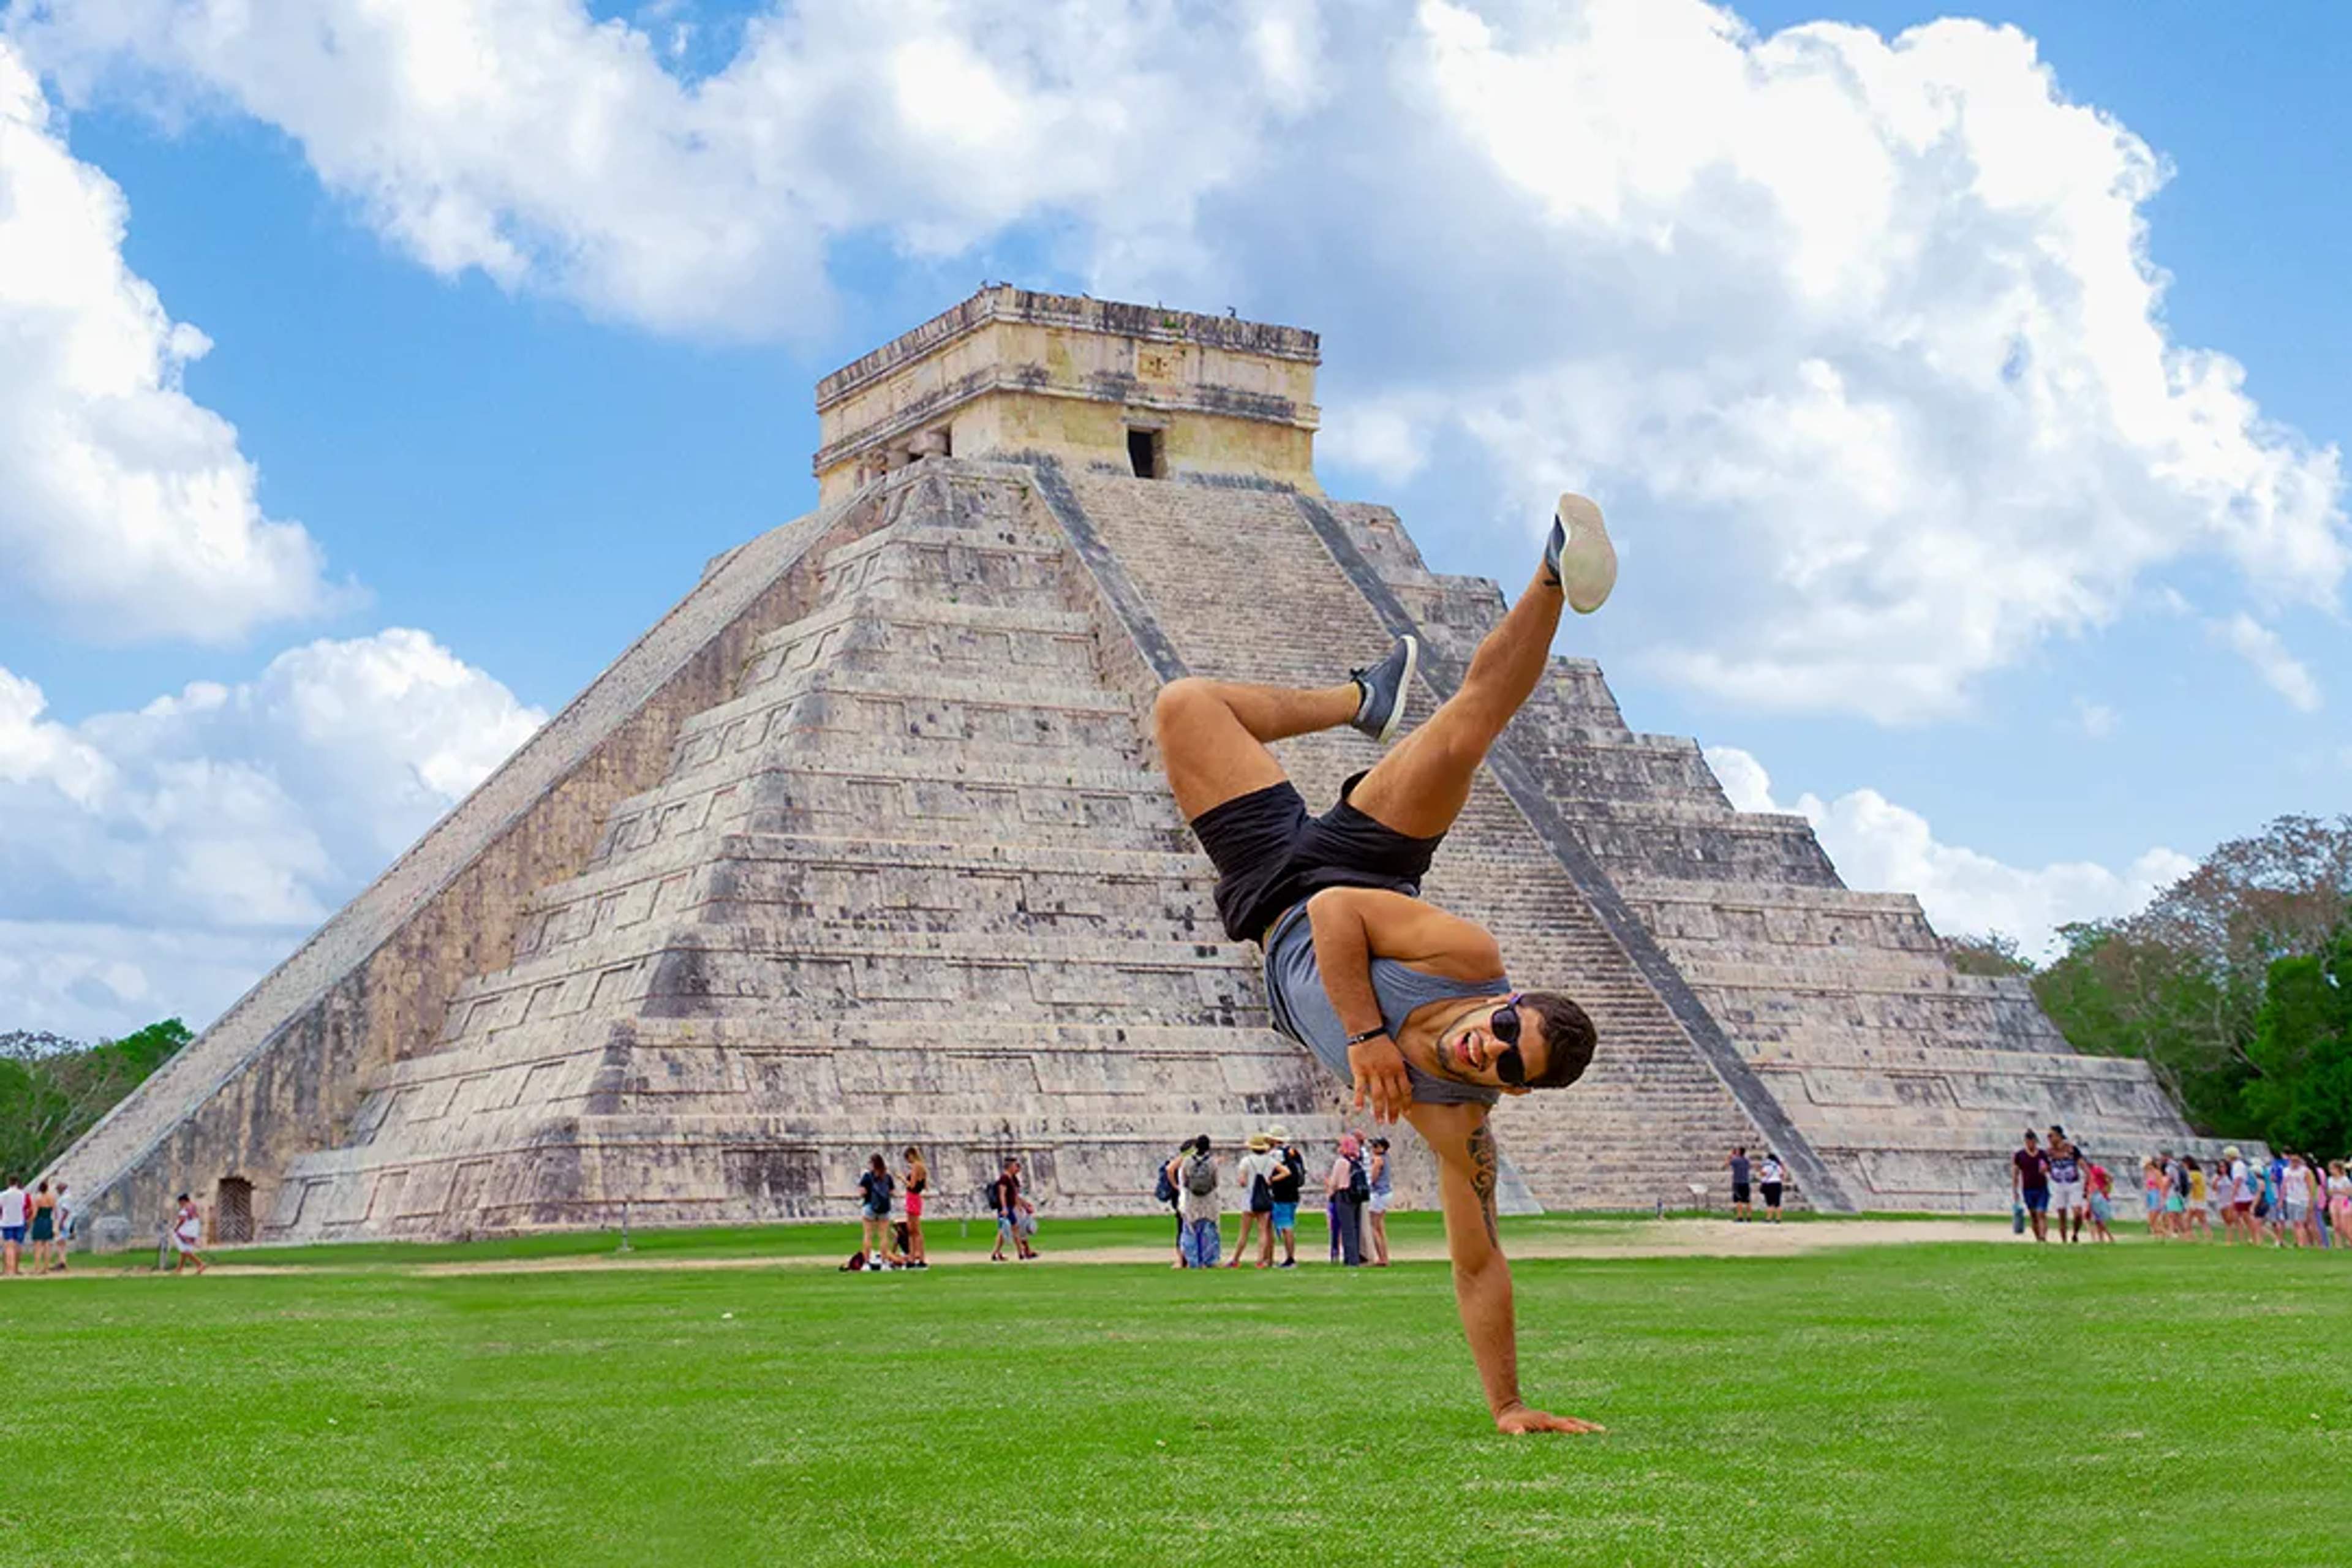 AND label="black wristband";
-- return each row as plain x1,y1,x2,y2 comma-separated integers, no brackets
1345,1027,1389,1047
